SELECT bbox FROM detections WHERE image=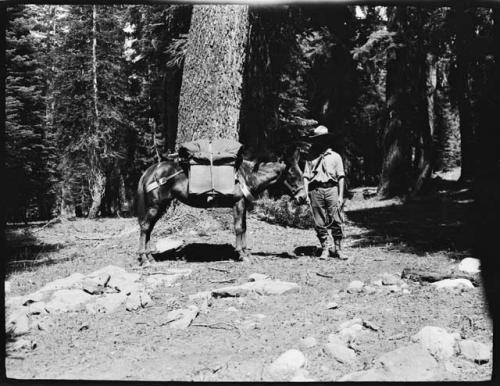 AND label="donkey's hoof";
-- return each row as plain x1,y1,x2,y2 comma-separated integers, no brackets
236,251,252,263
